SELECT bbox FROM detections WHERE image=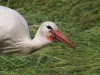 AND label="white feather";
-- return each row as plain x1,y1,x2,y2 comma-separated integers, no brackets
0,6,59,55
